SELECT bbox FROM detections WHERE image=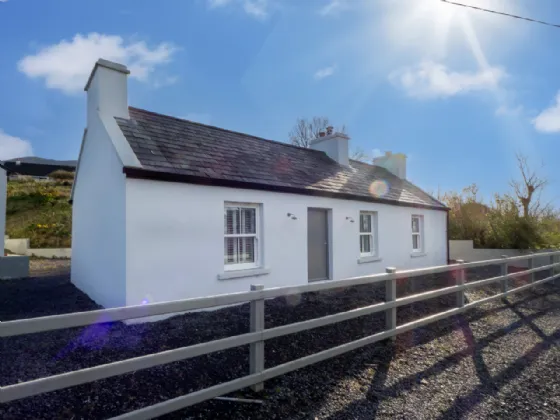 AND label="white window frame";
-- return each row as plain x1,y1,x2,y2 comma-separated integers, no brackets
411,215,424,253
224,203,261,271
359,211,378,258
